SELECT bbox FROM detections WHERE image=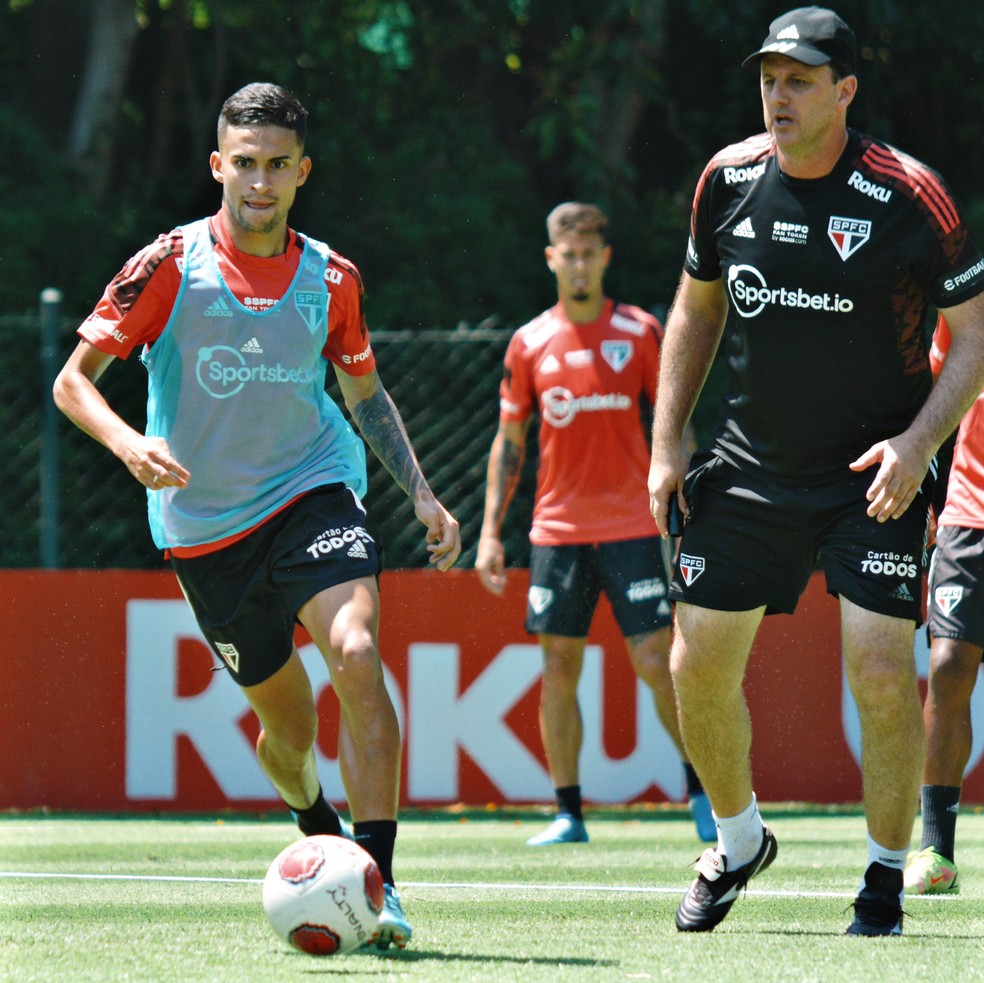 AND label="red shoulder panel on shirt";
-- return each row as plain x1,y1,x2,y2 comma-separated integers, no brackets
691,133,776,234
860,141,960,235
108,229,185,317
